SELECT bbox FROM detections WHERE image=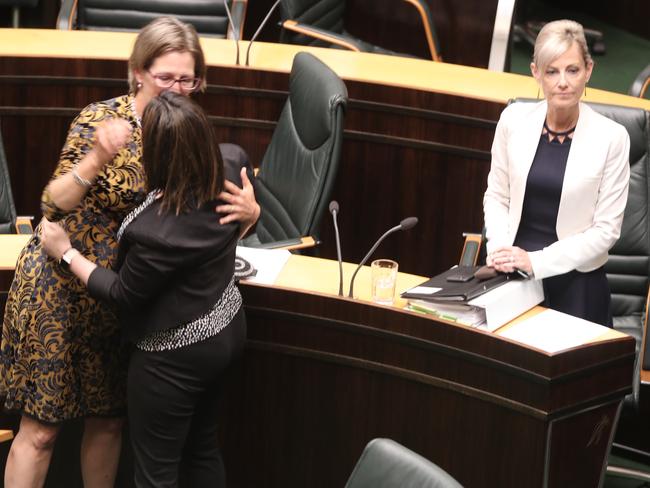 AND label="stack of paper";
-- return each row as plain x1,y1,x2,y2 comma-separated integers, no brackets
407,299,486,327
406,278,544,331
